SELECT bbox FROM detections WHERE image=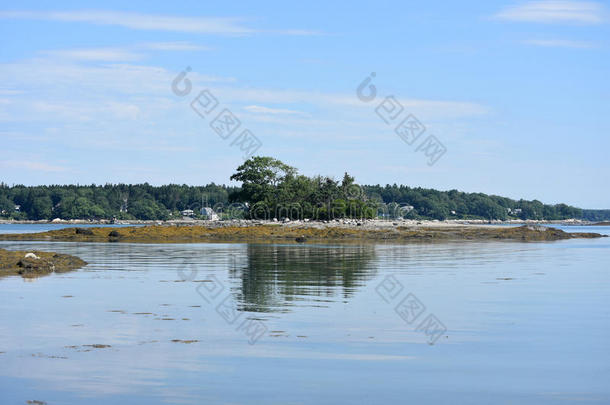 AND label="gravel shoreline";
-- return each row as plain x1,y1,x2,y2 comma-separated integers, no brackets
0,218,594,229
